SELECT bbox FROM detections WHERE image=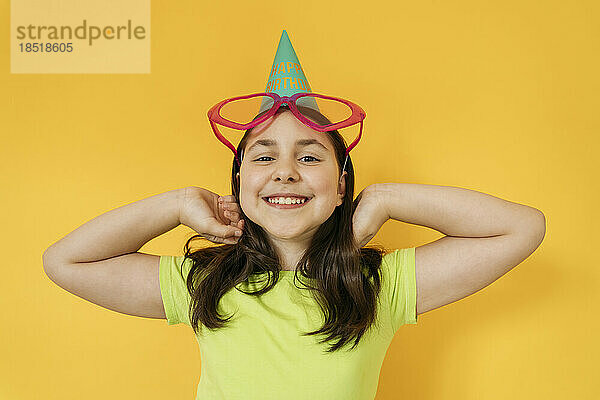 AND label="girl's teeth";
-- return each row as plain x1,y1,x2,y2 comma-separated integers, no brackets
268,197,307,204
